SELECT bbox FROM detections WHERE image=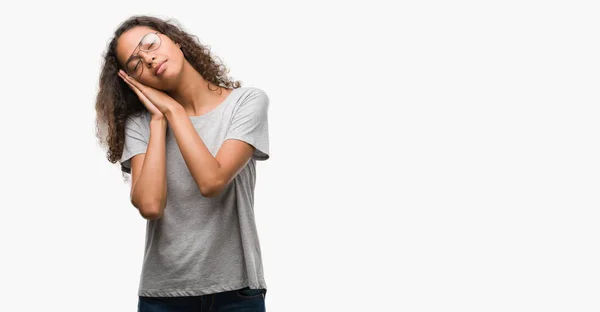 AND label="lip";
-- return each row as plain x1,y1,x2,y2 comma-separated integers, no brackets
155,60,167,76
